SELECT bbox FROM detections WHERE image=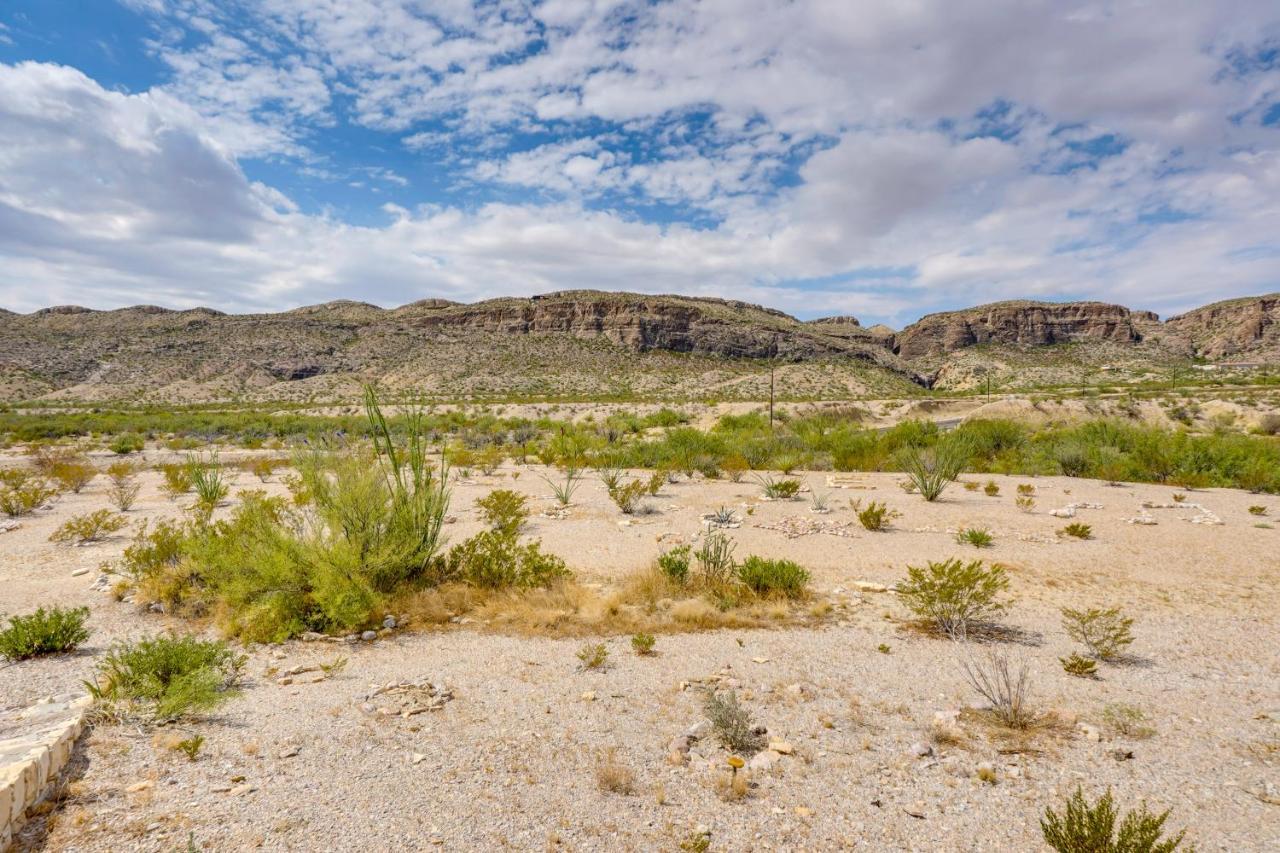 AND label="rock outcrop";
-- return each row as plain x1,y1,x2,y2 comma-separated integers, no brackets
1164,294,1280,360
893,301,1159,360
